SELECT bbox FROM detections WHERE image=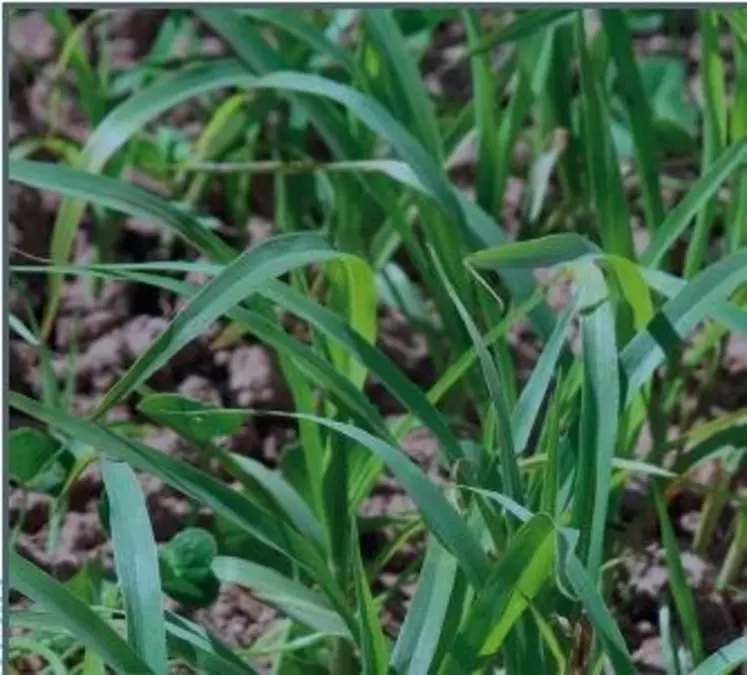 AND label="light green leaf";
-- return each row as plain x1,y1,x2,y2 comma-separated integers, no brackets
101,460,167,675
